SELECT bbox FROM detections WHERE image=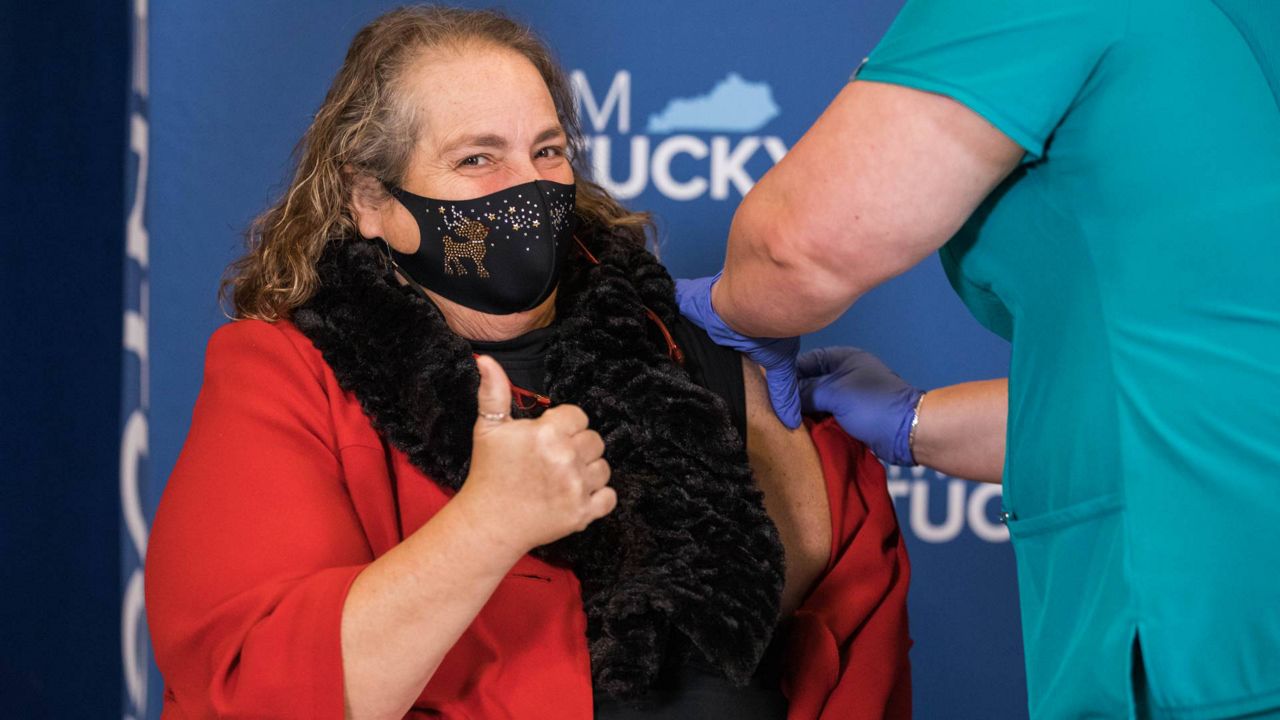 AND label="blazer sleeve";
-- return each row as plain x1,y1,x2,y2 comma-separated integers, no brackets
145,319,371,719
